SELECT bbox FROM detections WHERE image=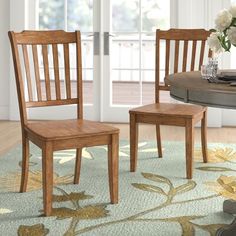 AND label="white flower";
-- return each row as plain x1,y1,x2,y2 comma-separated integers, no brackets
207,32,224,54
215,9,232,31
227,26,236,45
229,4,236,17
